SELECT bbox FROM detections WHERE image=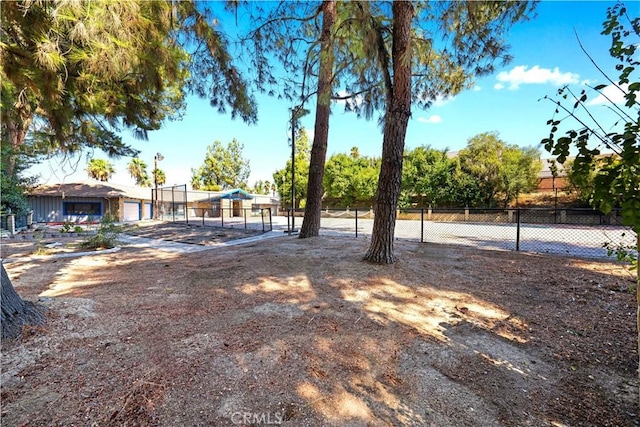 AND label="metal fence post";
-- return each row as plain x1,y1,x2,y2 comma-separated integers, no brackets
244,208,248,229
355,209,358,238
421,208,424,243
516,208,521,251
554,188,558,224
171,187,175,222
221,208,224,227
7,214,15,235
269,208,272,231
